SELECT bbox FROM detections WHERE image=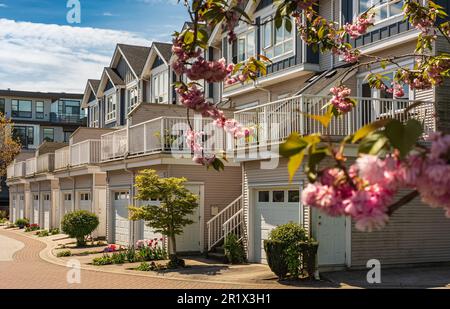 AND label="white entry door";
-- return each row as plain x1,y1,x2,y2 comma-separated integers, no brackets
138,199,163,242
175,184,201,253
254,188,301,263
63,193,73,216
79,192,92,212
113,191,131,246
42,193,51,230
33,194,39,224
314,211,346,266
18,194,25,219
